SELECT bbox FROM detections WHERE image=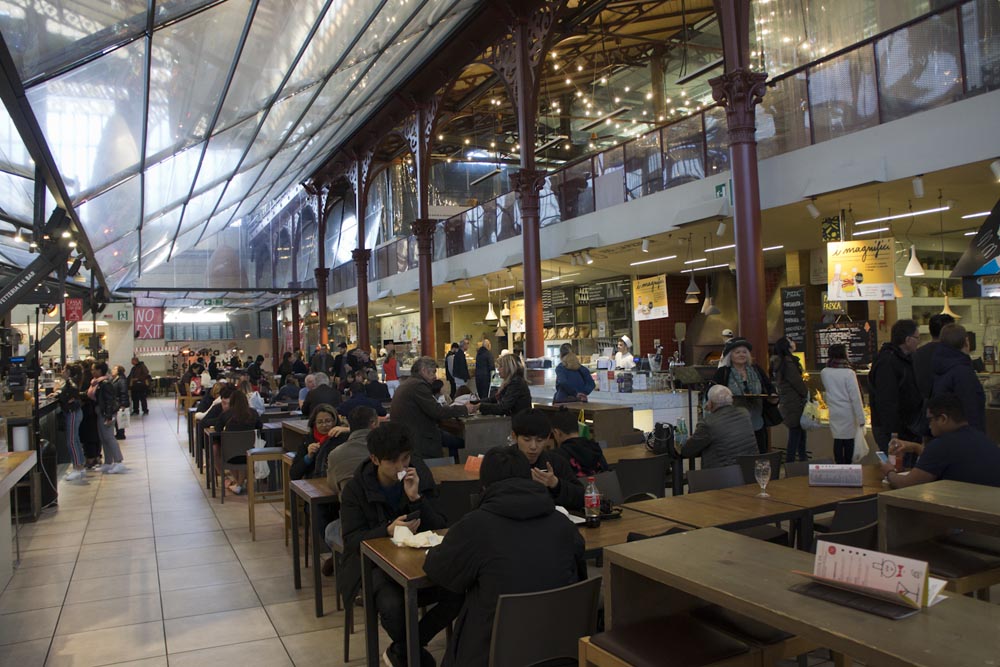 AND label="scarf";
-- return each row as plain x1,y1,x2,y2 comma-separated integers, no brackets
826,358,852,369
312,427,330,445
